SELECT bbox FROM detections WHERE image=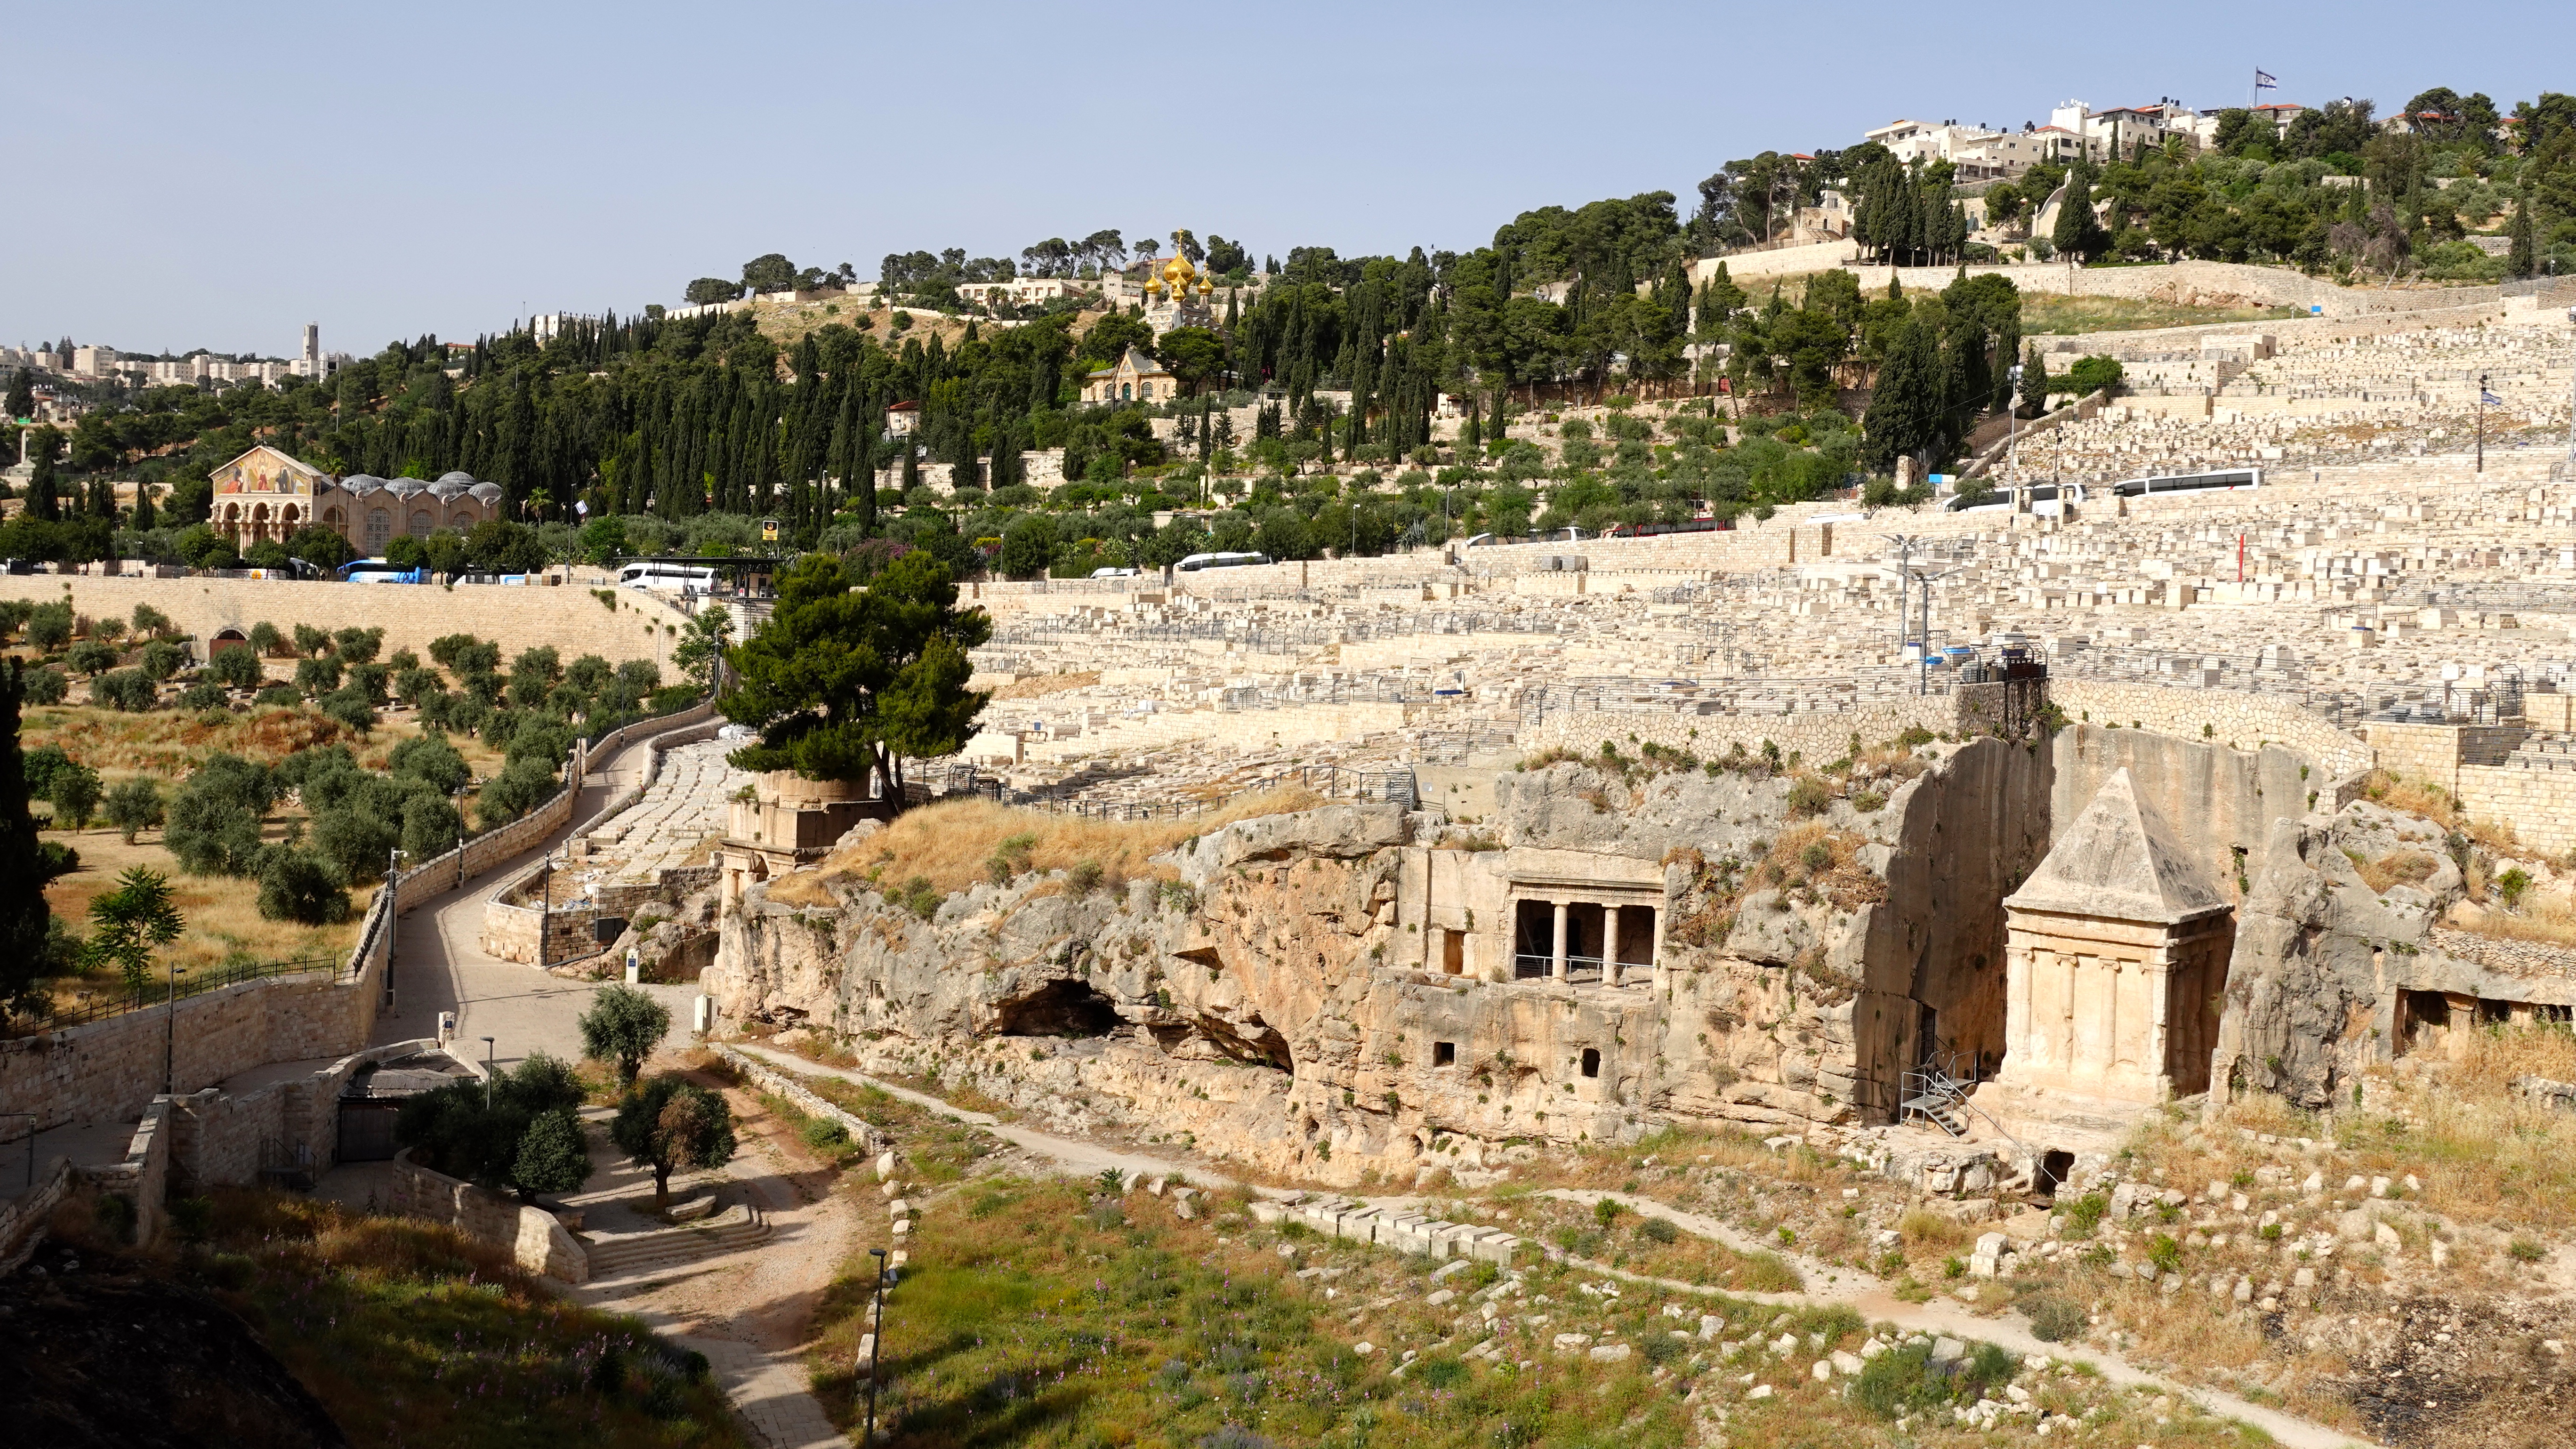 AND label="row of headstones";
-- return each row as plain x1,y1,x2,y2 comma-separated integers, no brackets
1249,1195,1520,1265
